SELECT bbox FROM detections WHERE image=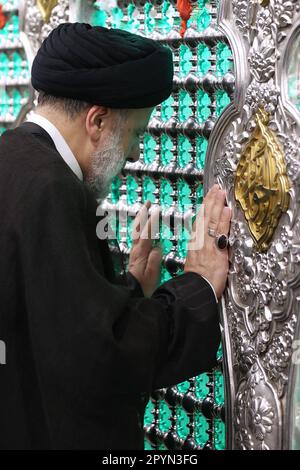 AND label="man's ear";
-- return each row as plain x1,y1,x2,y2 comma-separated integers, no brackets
85,105,110,146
